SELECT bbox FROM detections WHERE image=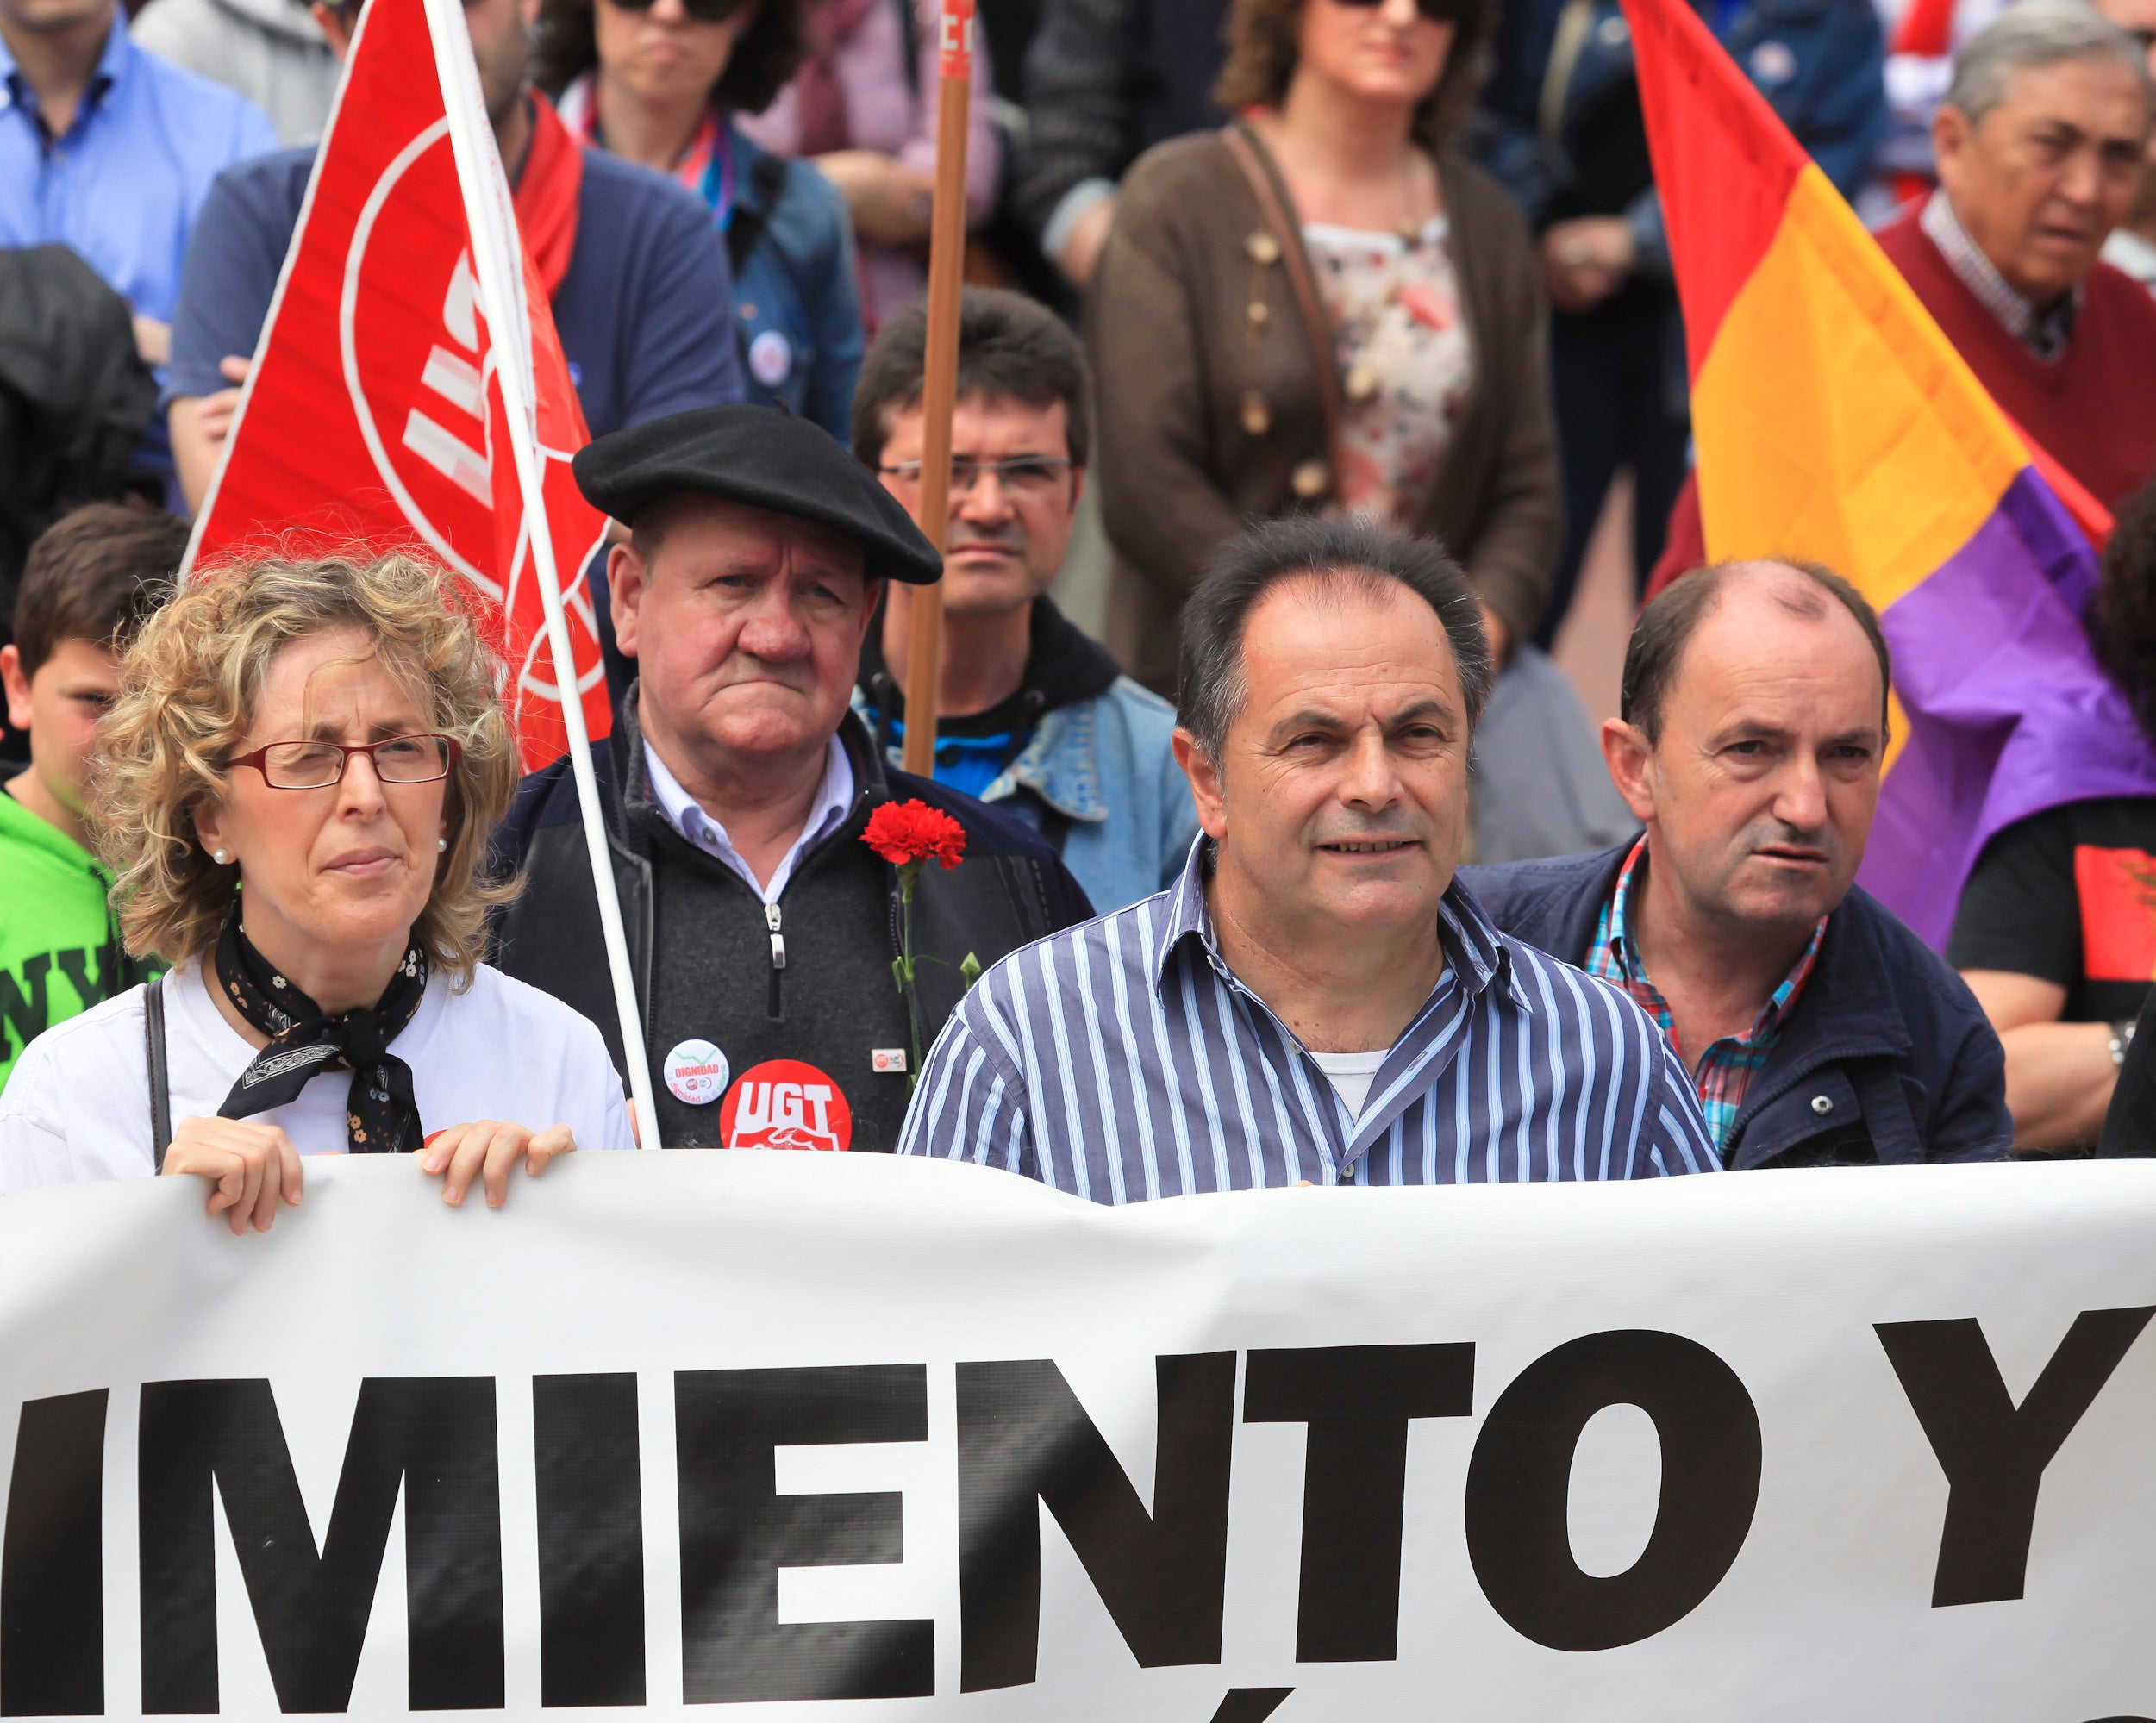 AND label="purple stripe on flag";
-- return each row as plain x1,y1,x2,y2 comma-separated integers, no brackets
1861,465,2156,949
